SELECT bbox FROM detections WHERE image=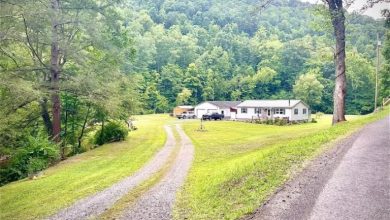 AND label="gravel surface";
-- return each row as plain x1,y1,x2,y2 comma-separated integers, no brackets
119,124,194,220
48,125,176,220
244,116,390,220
